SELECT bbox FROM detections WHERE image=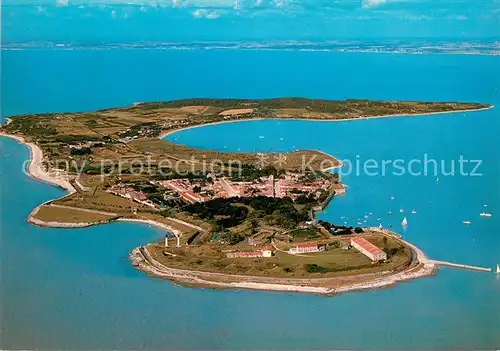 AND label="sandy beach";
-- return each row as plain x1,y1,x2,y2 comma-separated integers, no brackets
0,132,76,194
117,218,182,237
